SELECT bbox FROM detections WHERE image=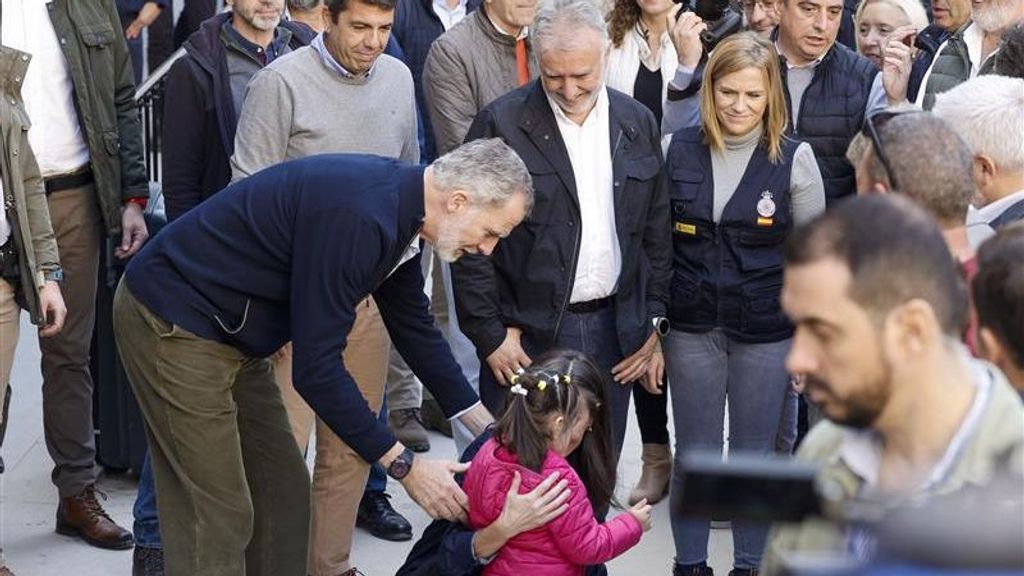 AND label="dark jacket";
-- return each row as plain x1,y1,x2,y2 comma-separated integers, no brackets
667,127,801,343
161,13,314,221
452,82,672,361
124,154,479,462
0,47,61,325
779,42,877,204
393,0,483,162
48,0,149,235
909,24,951,102
991,199,1024,229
